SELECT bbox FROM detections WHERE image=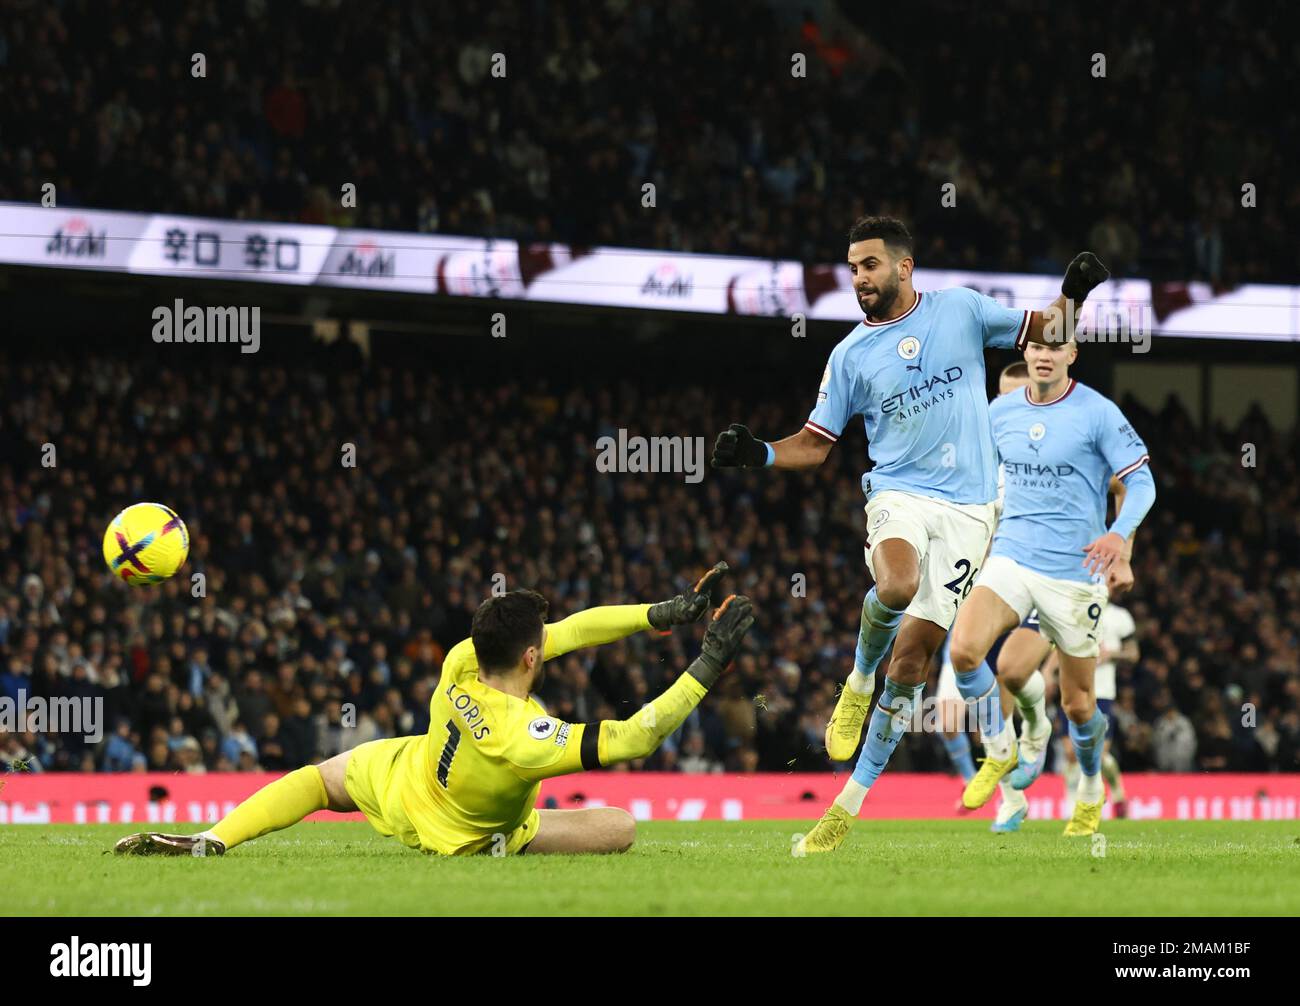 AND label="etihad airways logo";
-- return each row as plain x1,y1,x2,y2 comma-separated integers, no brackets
881,366,963,416
1004,461,1076,477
